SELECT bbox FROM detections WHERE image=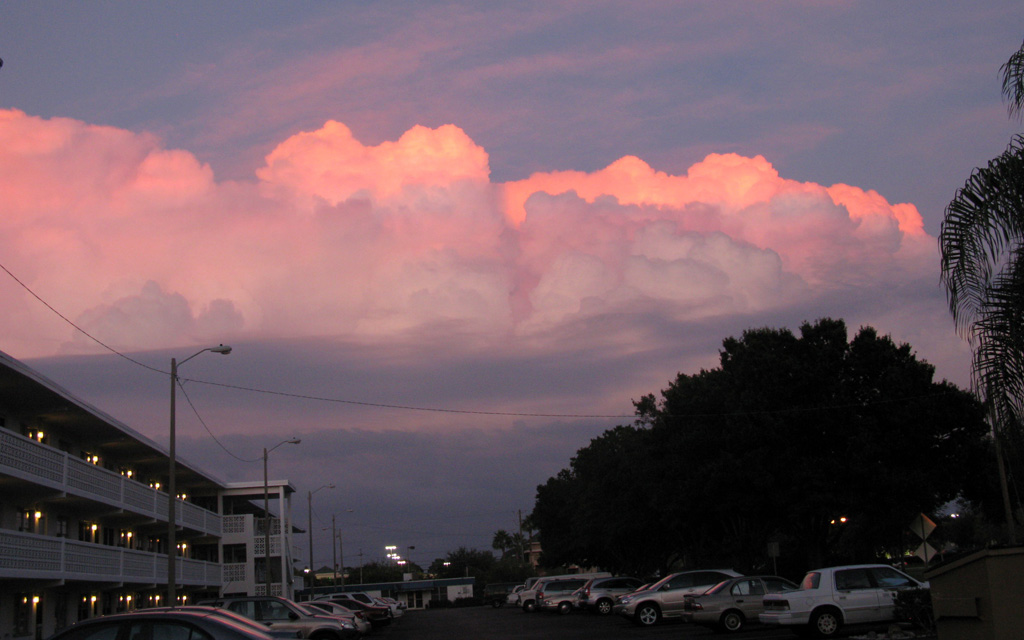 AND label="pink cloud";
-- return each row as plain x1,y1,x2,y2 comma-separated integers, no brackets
0,108,941,369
